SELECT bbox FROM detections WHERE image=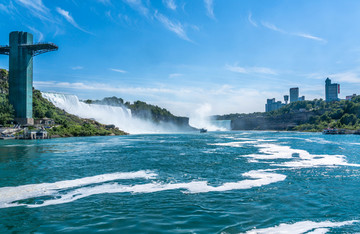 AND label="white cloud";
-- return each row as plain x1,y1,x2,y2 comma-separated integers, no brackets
204,0,215,19
15,0,51,21
56,7,92,34
0,2,14,14
169,73,183,78
34,81,272,115
261,21,285,33
261,21,326,42
123,0,149,17
163,0,176,10
72,66,84,70
248,12,257,27
294,33,326,42
225,64,278,75
17,0,47,14
330,71,360,83
154,11,191,42
110,68,127,73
